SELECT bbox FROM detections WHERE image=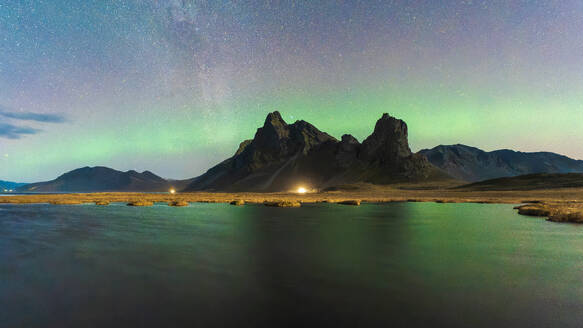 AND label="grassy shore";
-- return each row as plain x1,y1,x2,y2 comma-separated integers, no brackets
3,183,583,221
0,184,581,205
